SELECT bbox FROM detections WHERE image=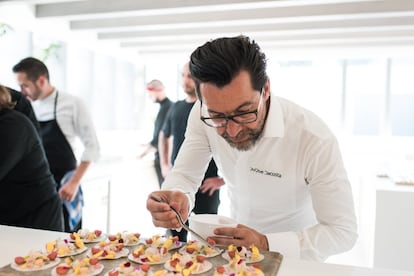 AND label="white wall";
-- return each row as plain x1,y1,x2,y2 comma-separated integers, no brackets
0,31,32,89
